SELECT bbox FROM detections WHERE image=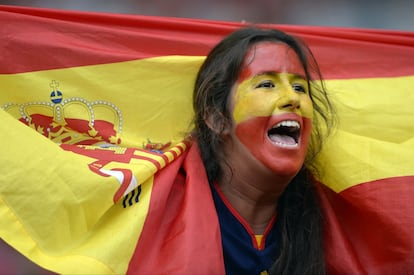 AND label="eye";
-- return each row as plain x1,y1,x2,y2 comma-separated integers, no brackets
292,83,307,93
256,80,275,89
